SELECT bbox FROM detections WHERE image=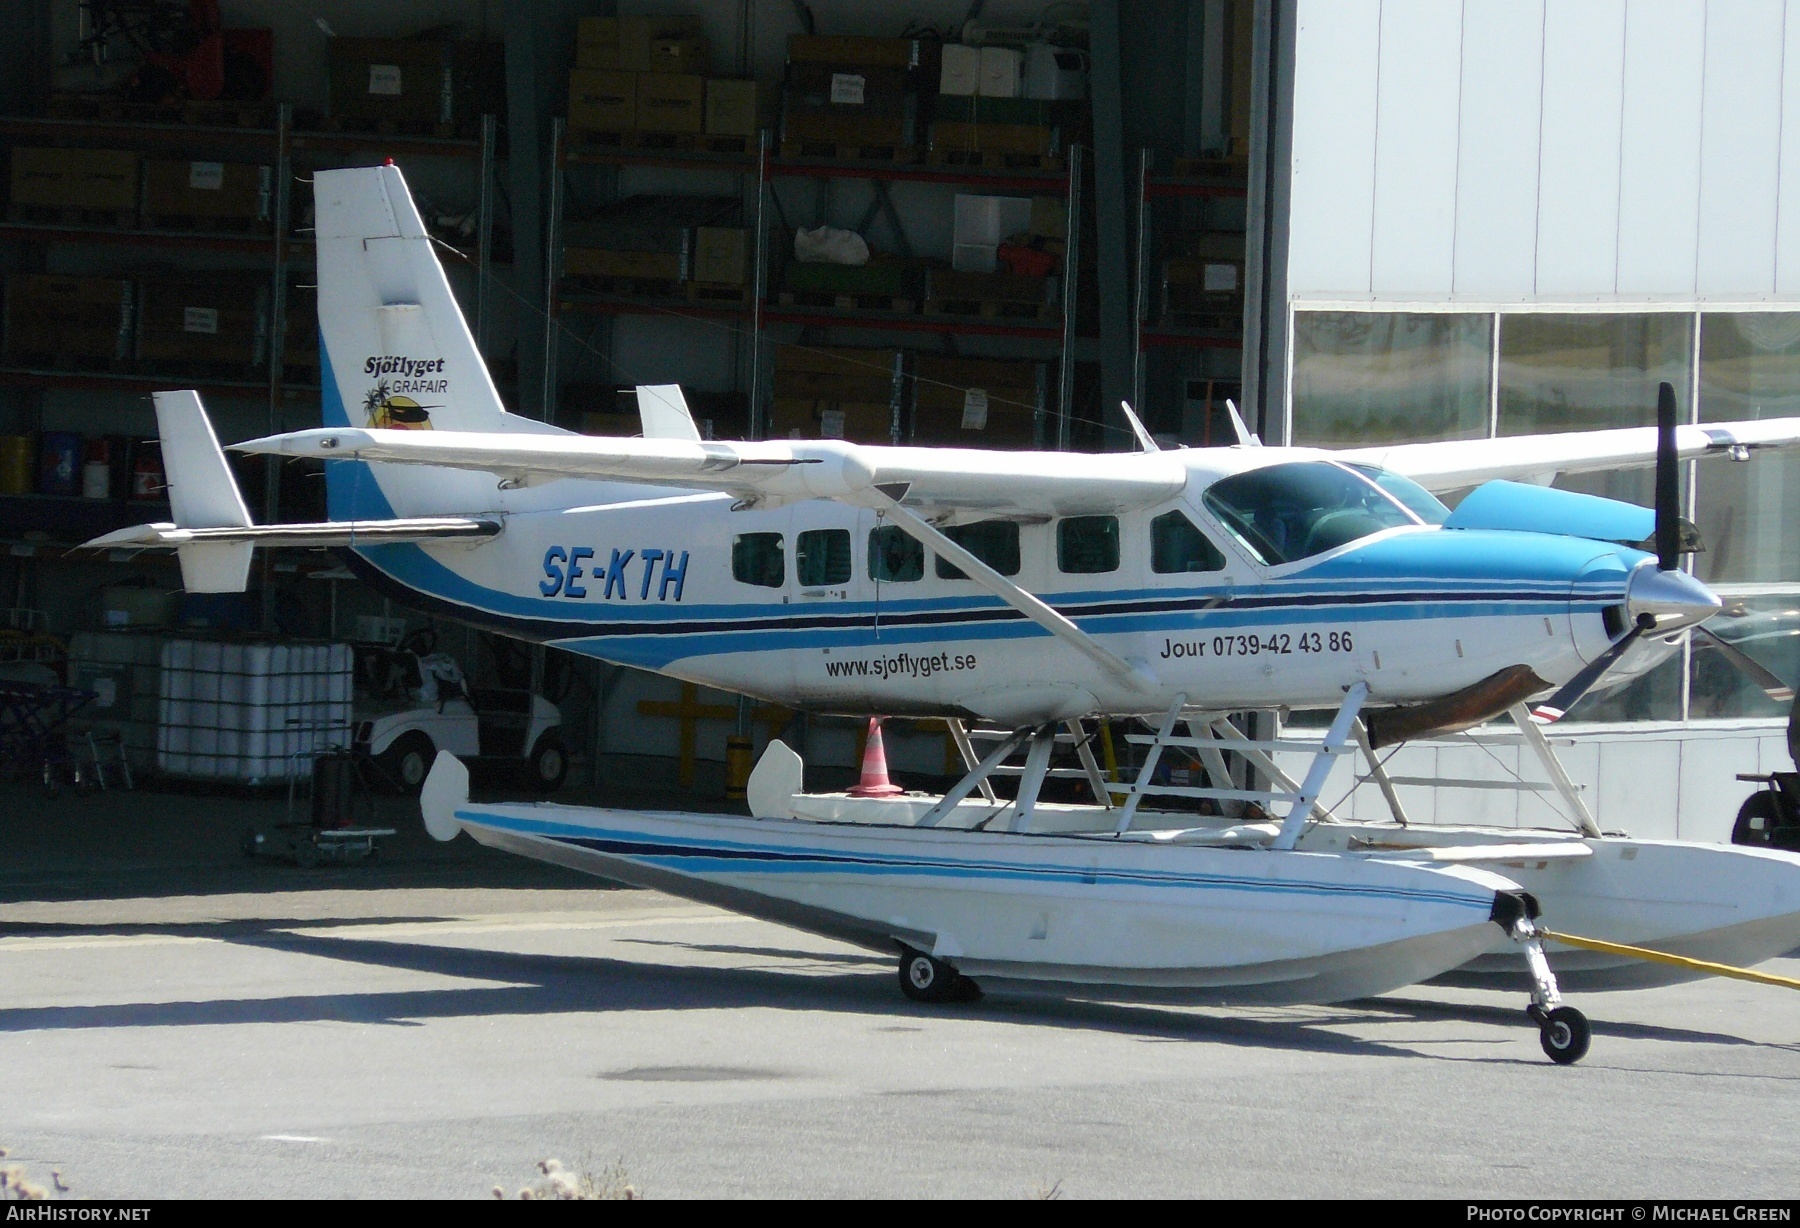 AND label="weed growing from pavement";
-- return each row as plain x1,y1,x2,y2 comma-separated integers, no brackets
0,1147,68,1200
495,1157,641,1200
